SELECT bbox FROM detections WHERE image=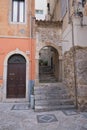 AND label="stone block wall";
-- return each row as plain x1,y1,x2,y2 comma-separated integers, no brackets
76,46,87,111
63,46,87,111
63,47,75,99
